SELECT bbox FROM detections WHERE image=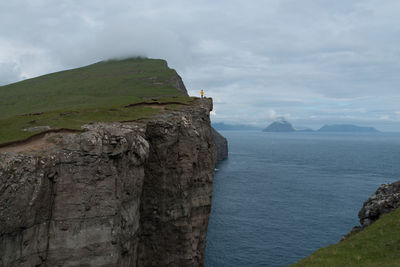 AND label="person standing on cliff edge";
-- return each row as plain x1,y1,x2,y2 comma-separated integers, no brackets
201,89,204,98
